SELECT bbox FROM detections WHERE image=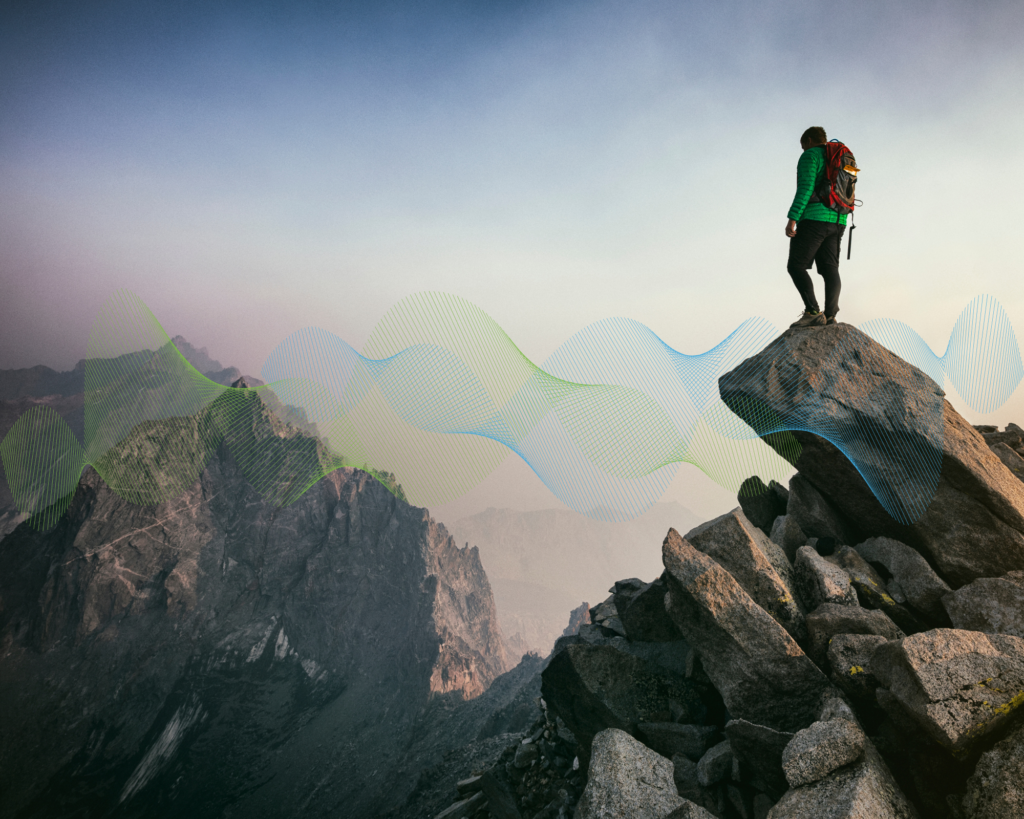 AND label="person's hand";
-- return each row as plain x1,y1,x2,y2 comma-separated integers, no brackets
785,219,798,238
